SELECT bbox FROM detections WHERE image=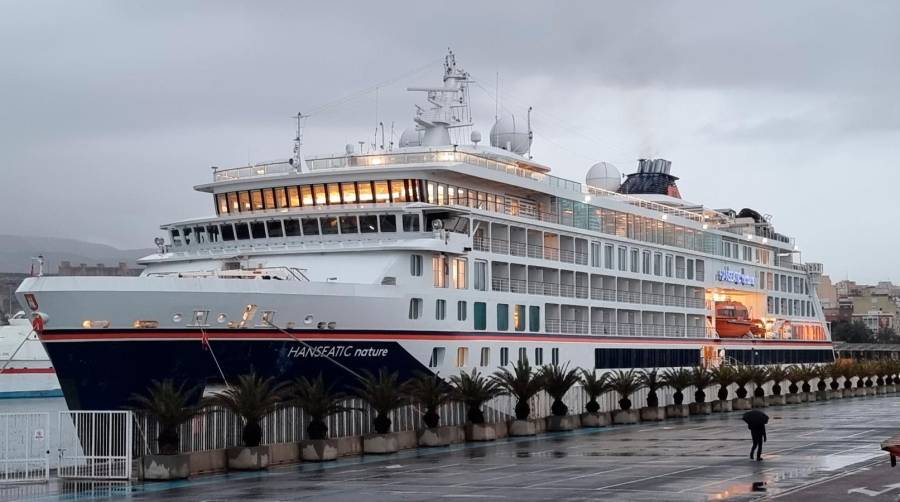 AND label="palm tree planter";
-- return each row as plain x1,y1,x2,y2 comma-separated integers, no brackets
290,375,351,461
493,360,544,436
814,365,830,401
450,369,502,441
207,374,285,471
731,365,753,410
785,365,803,404
827,363,844,398
688,367,713,416
541,364,582,431
749,366,769,409
404,372,455,447
709,366,734,413
638,369,665,422
609,370,643,424
799,364,817,402
767,366,788,406
663,368,691,418
355,369,408,454
579,370,611,427
130,380,202,480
